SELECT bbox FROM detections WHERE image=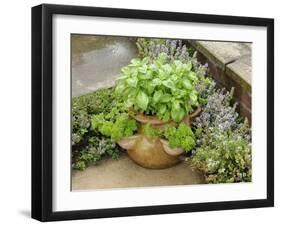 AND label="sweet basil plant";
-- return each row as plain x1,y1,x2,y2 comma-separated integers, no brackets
115,53,199,122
